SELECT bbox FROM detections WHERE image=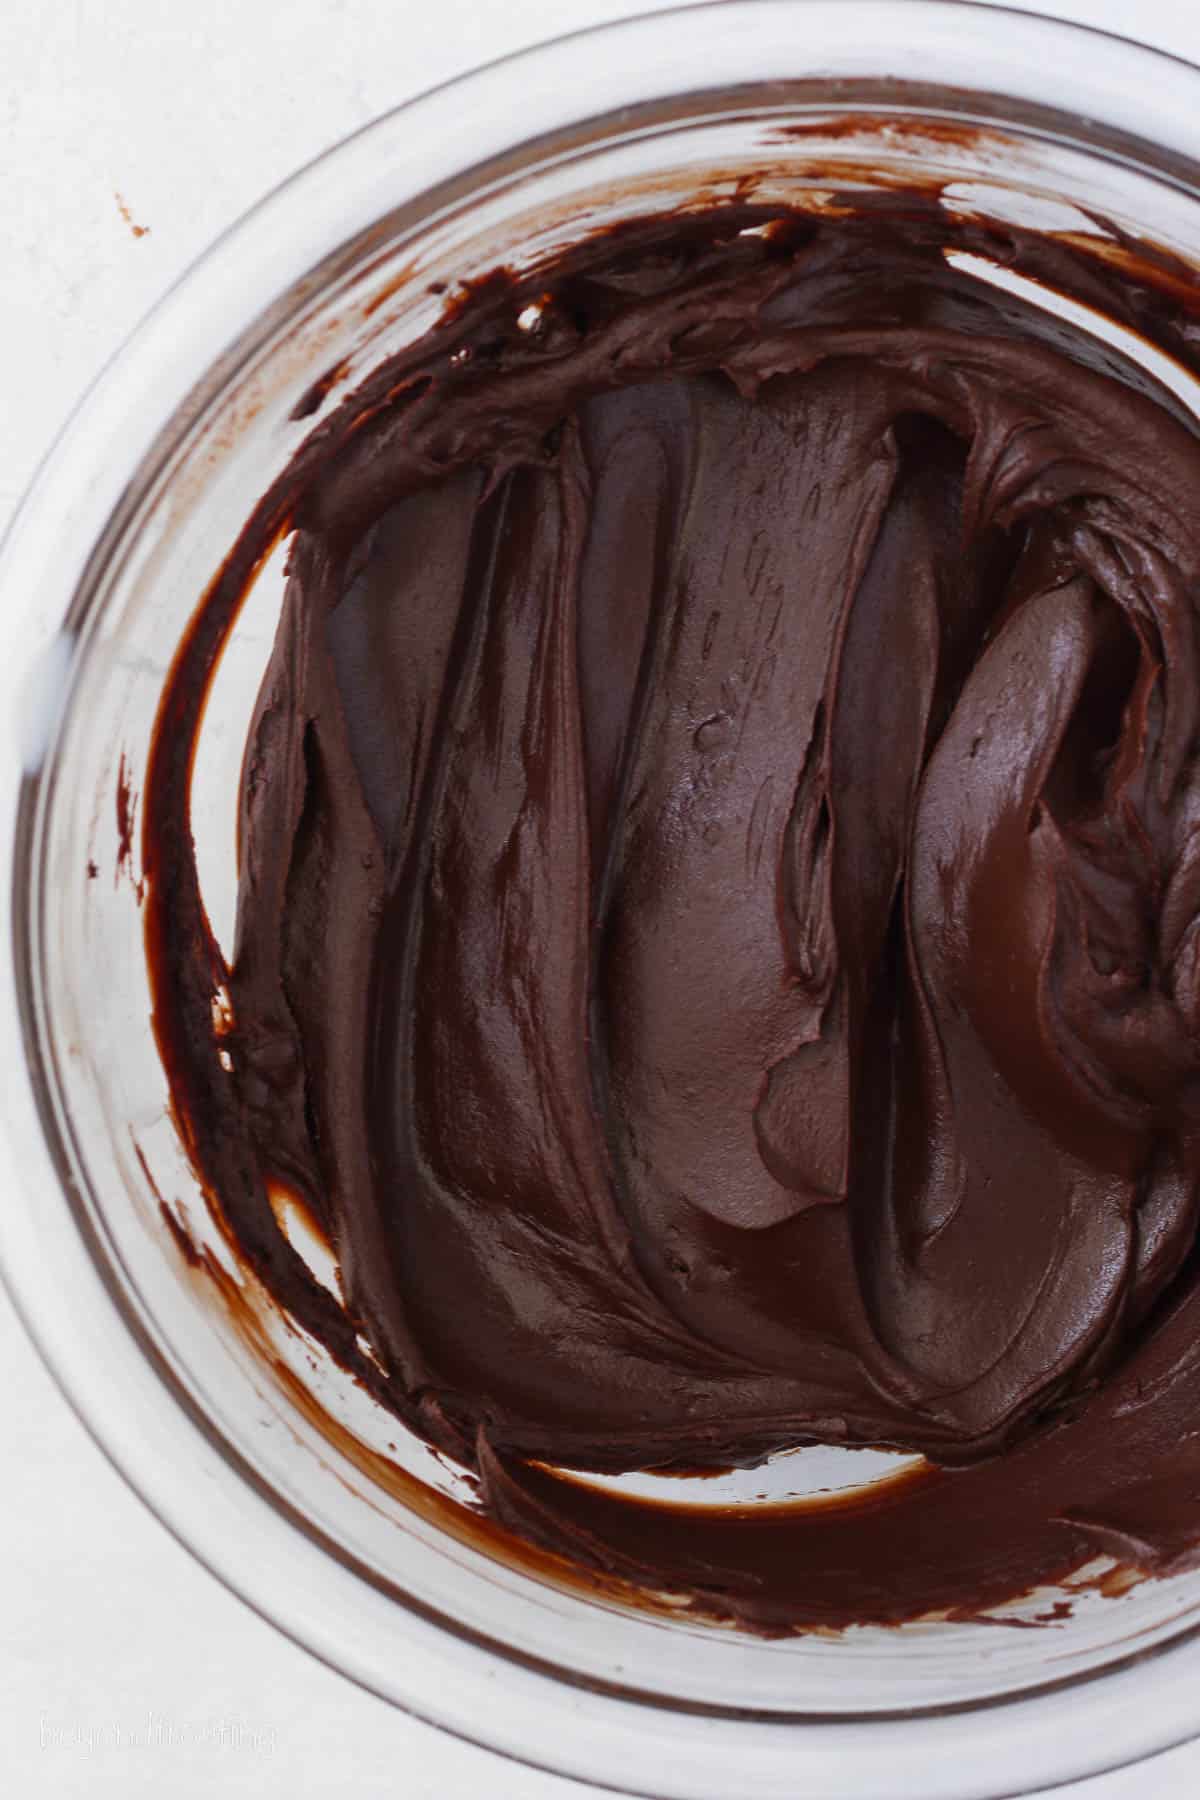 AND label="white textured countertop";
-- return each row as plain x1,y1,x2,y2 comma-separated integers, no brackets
4,2,1200,1793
